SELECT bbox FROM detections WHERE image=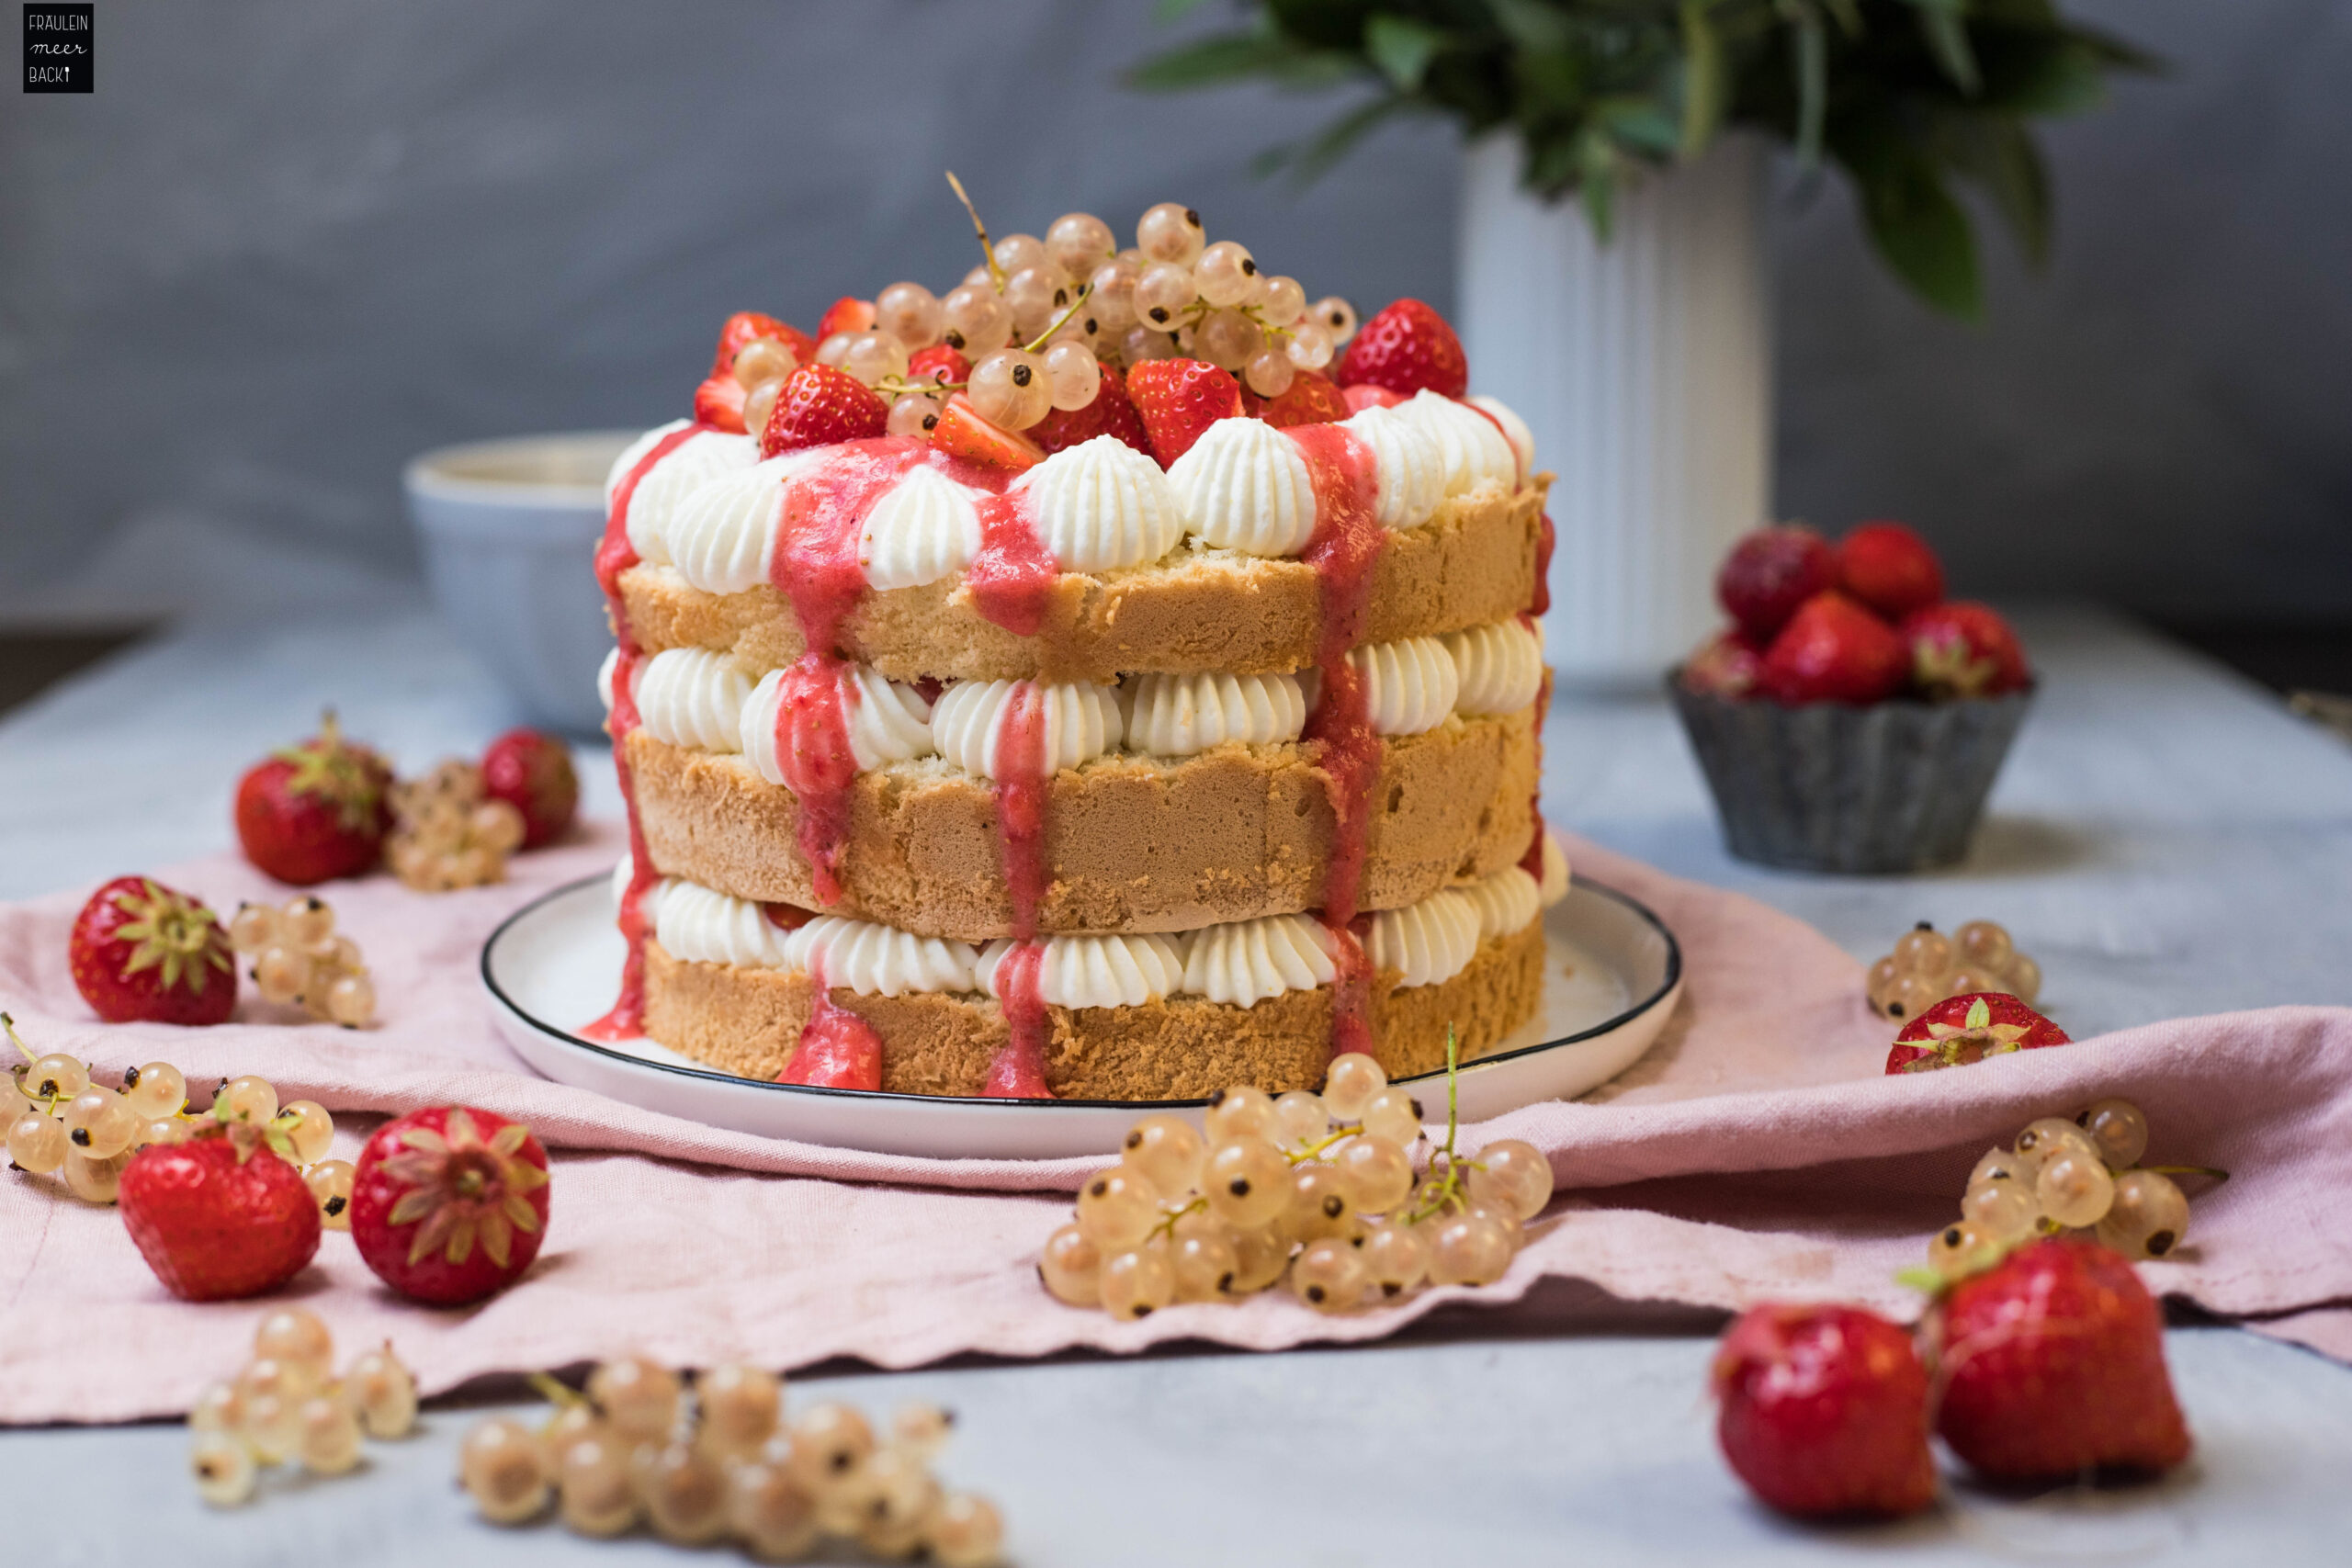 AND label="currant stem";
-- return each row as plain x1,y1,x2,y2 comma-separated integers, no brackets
944,172,1005,293
2140,1163,2231,1184
1022,281,1096,355
526,1370,587,1411
2,1014,31,1064
1148,1195,1207,1244
1285,1127,1358,1166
